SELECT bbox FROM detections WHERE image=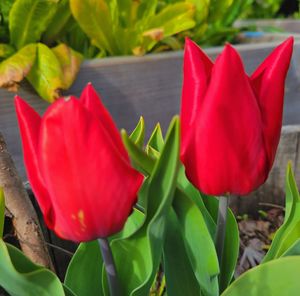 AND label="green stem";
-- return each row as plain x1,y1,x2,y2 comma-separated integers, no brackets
215,195,229,268
98,238,120,296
